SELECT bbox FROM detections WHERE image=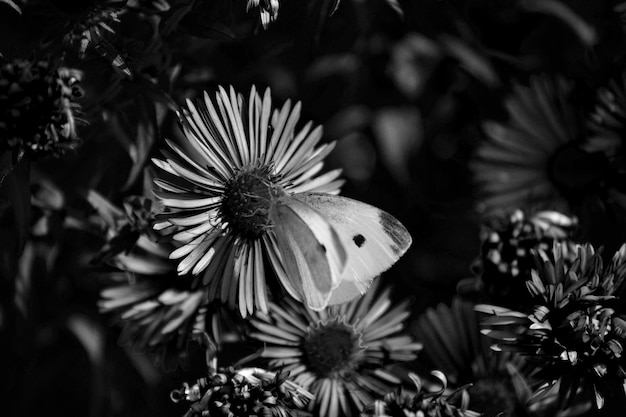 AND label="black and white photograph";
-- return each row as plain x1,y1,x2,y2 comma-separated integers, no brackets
2,1,626,416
